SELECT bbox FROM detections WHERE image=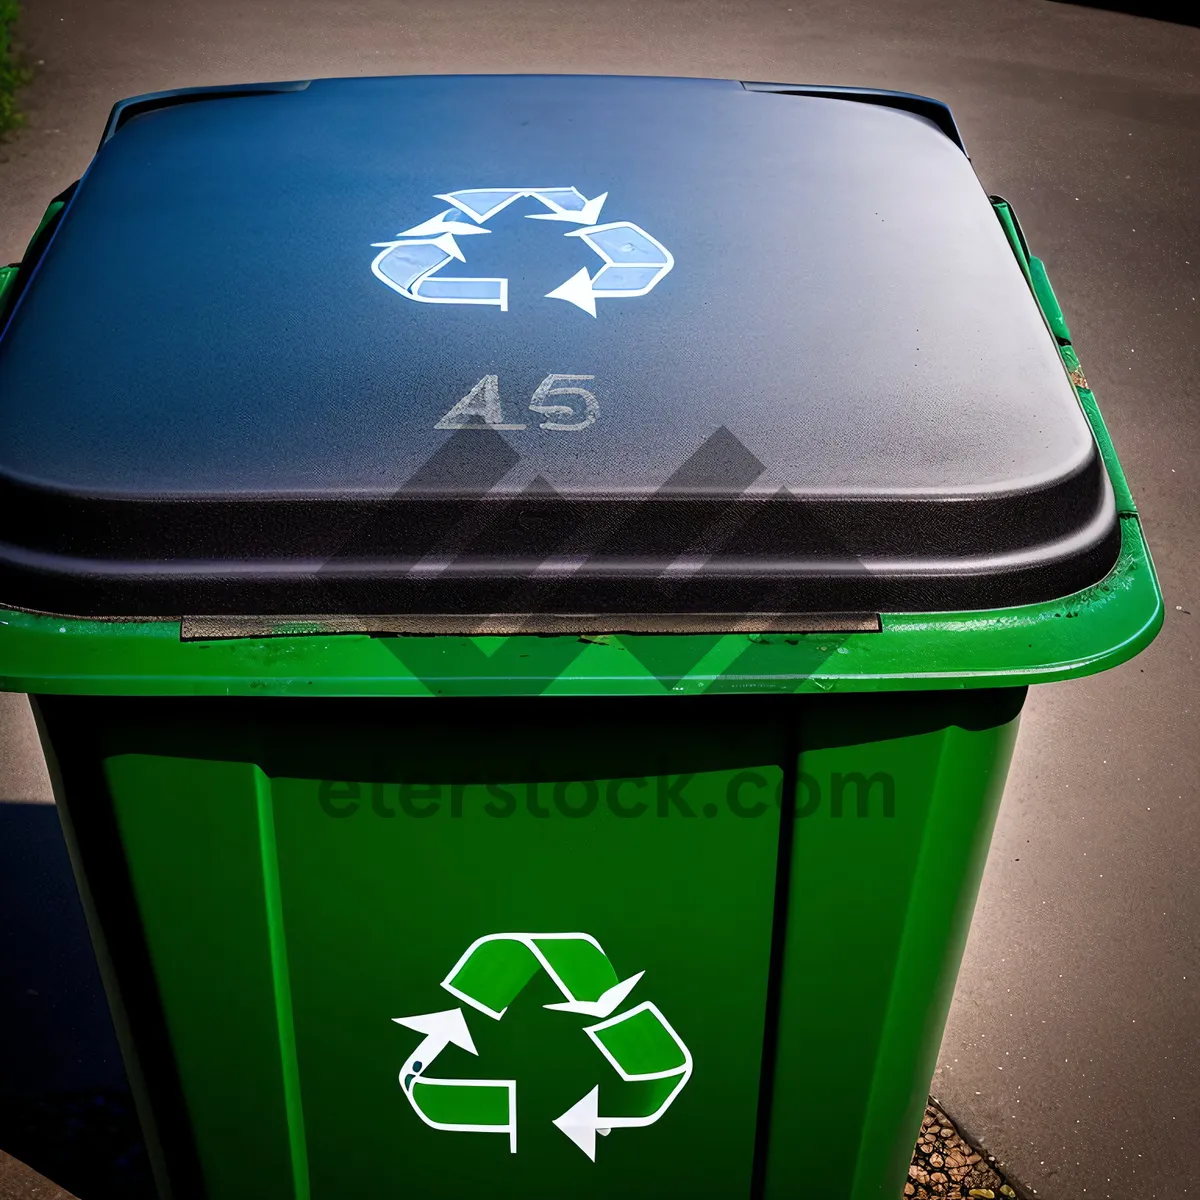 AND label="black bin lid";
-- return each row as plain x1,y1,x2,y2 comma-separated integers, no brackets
0,74,1118,620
